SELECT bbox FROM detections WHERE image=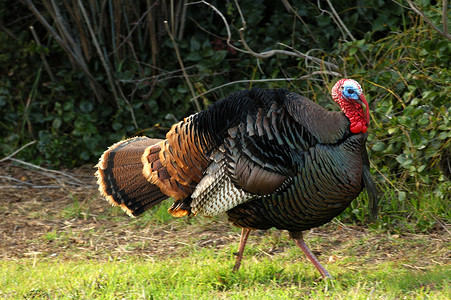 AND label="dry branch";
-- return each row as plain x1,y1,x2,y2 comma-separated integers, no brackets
22,0,107,103
29,26,56,82
0,175,60,189
186,0,344,105
8,158,86,187
0,141,93,189
188,0,340,72
164,20,201,112
190,71,342,103
325,0,356,42
405,0,451,41
76,0,120,106
0,141,36,164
